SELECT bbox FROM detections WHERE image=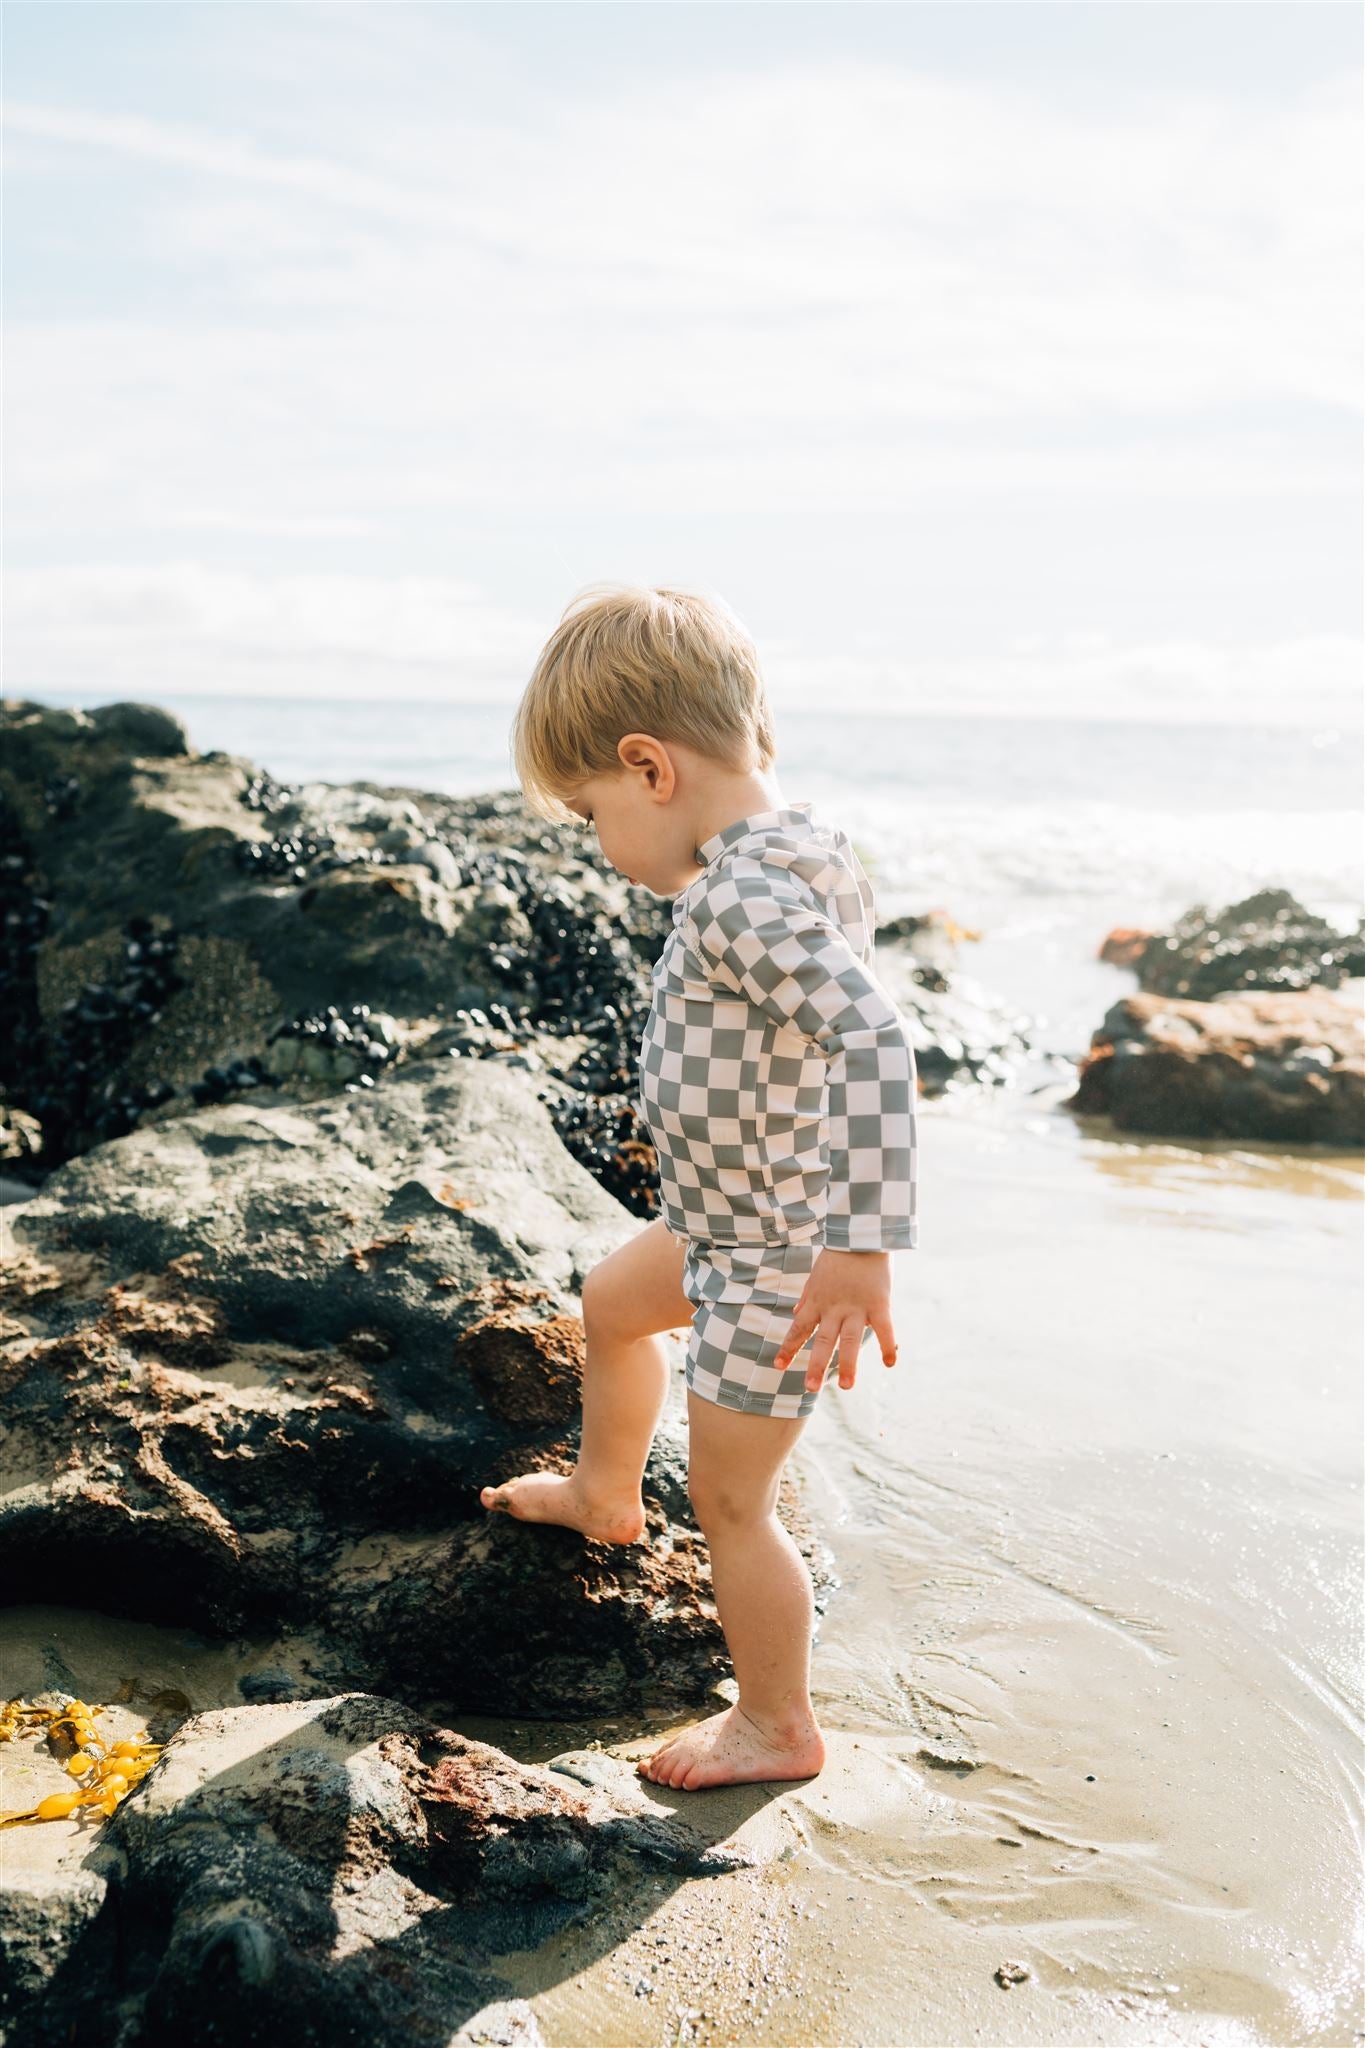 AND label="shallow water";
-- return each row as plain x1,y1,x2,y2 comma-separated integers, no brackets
473,1093,1363,2046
